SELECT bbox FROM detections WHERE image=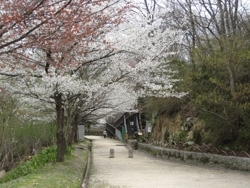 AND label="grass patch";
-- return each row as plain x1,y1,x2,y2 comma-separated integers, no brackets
0,140,89,188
